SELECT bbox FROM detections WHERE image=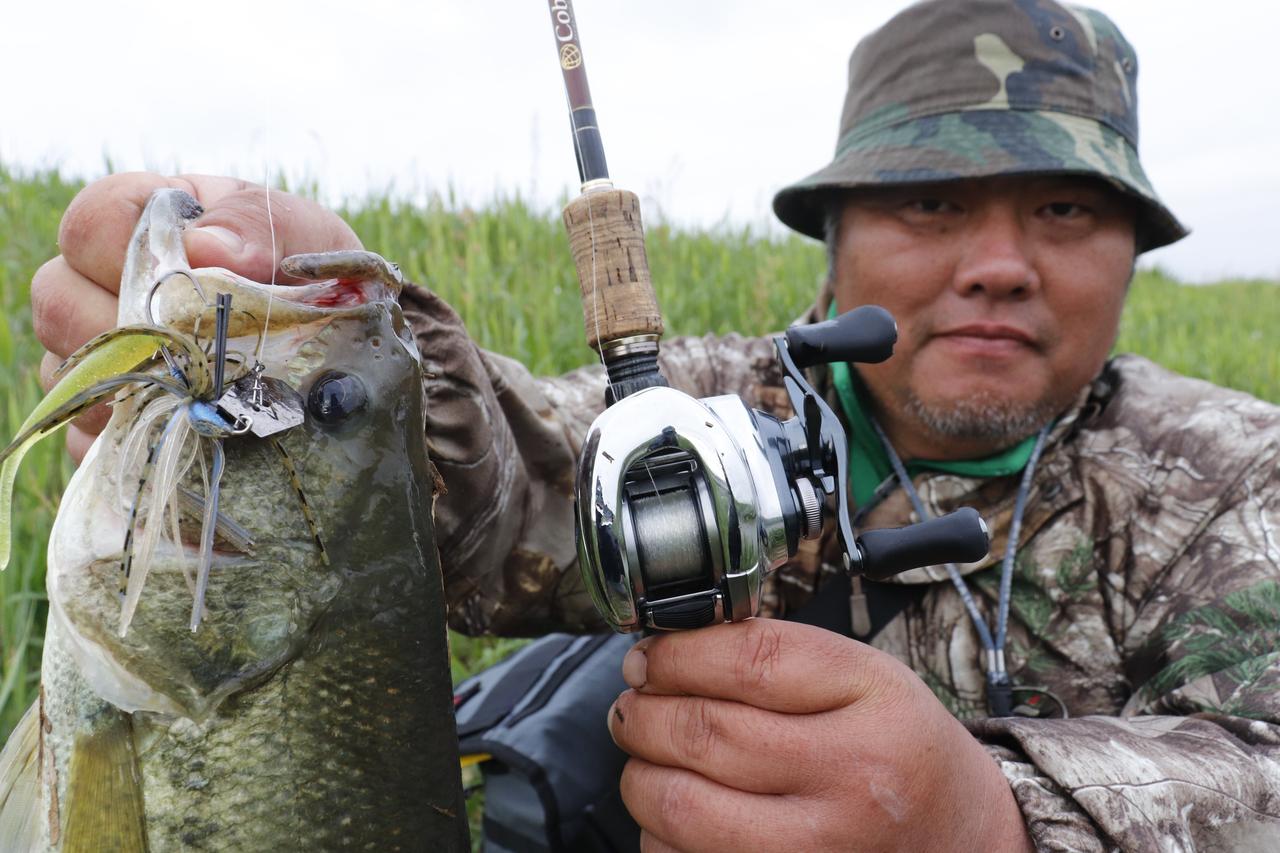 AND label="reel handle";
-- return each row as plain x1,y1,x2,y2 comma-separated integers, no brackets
785,305,897,369
855,507,990,581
